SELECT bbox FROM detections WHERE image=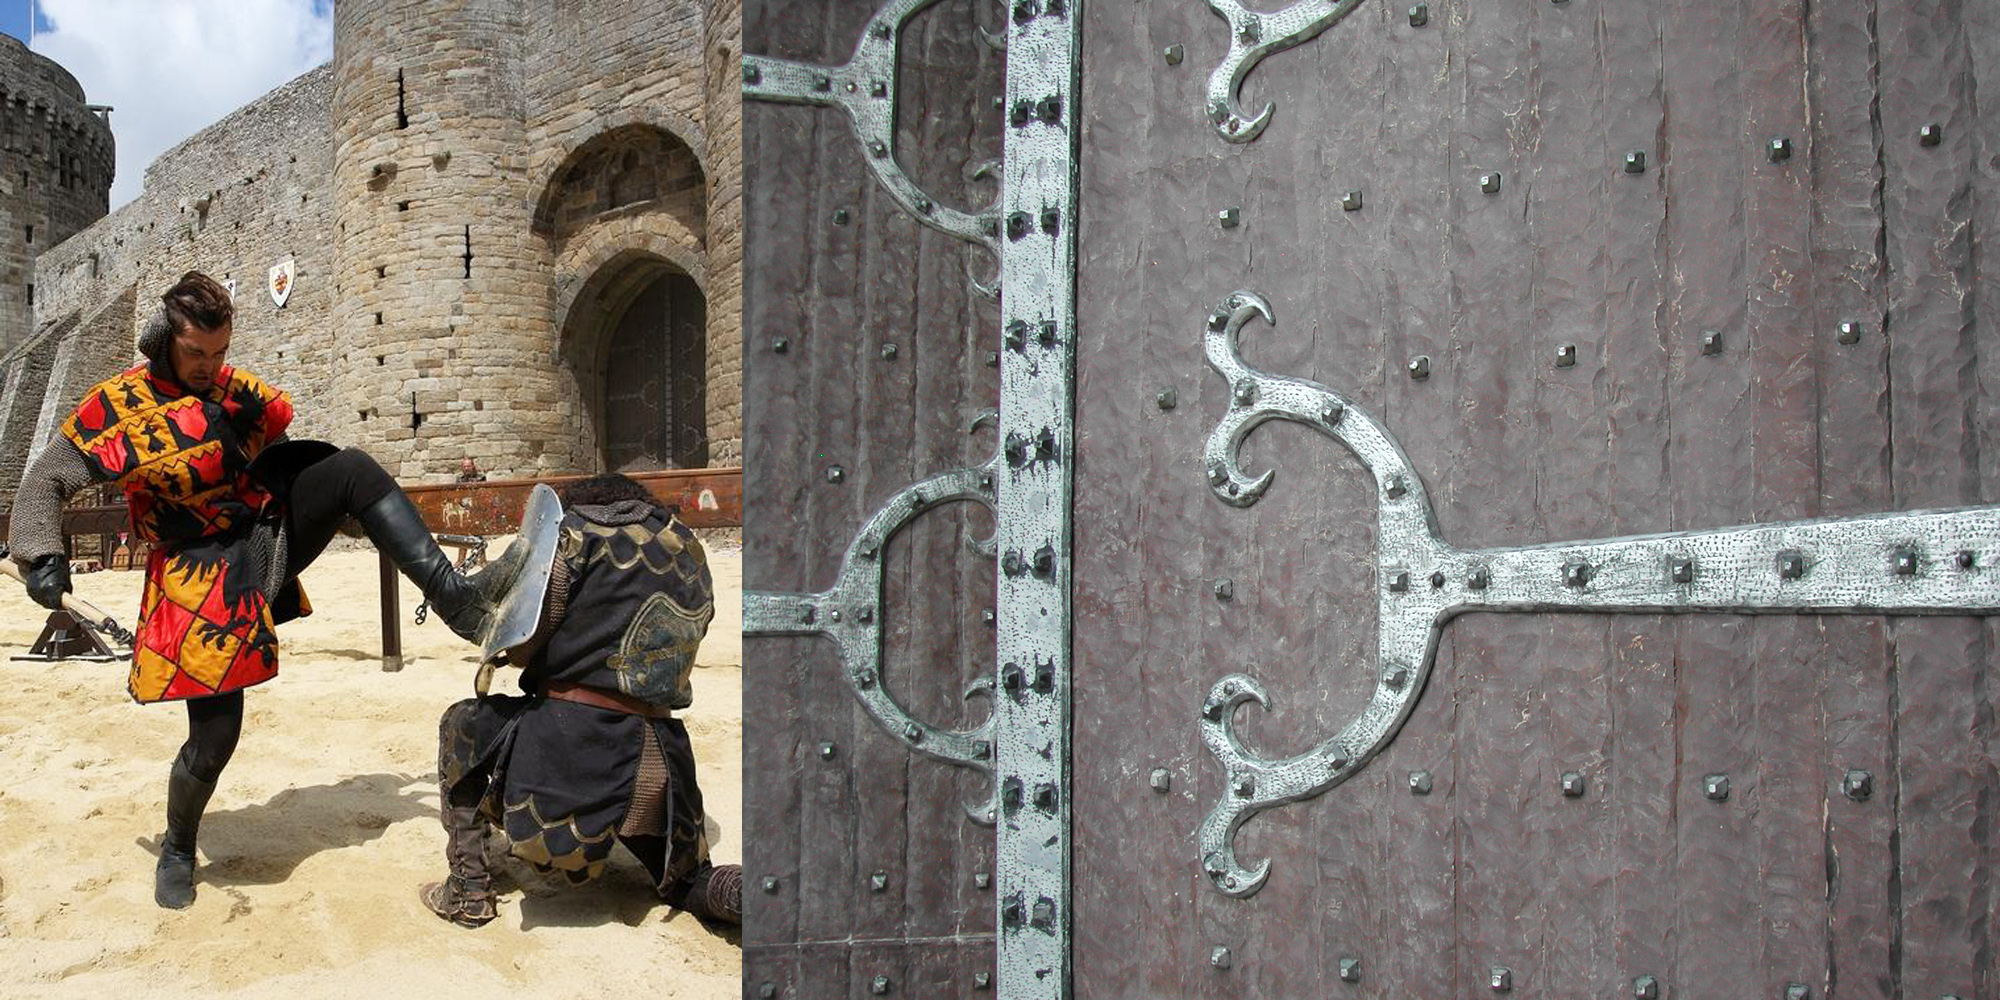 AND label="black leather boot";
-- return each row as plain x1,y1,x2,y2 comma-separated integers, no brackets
155,759,216,910
355,491,488,642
